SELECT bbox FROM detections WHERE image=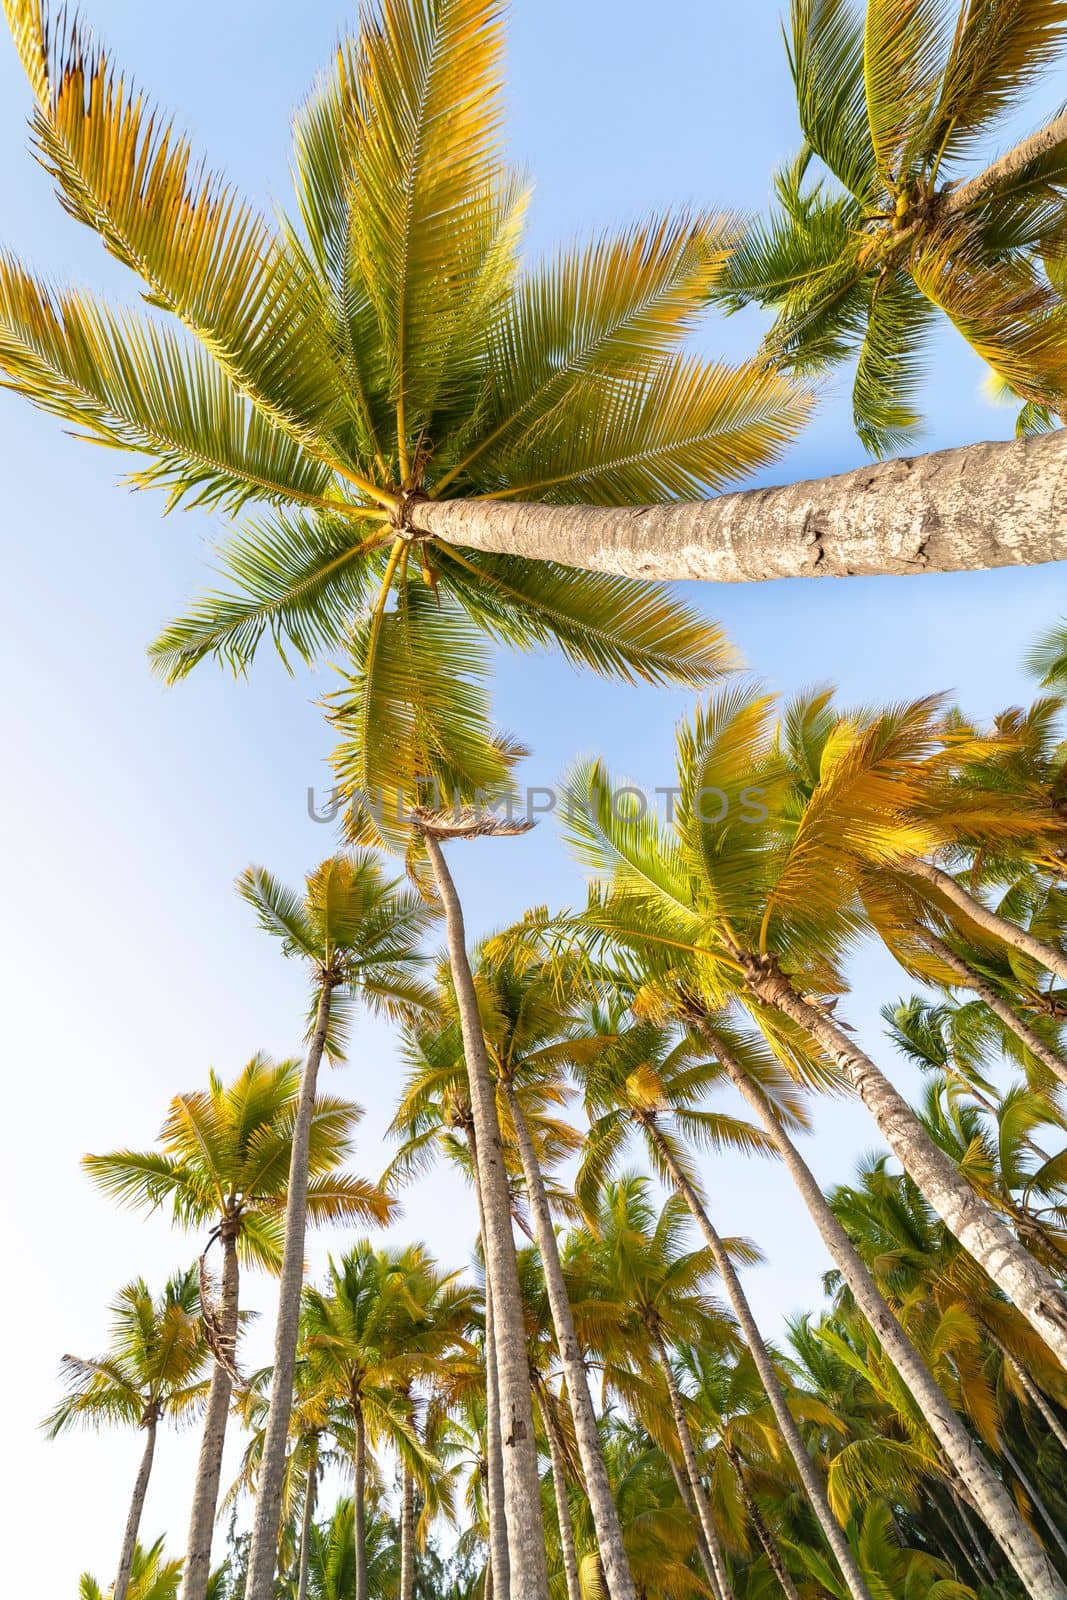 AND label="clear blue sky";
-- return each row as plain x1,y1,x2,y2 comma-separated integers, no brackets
1,3,1064,1592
